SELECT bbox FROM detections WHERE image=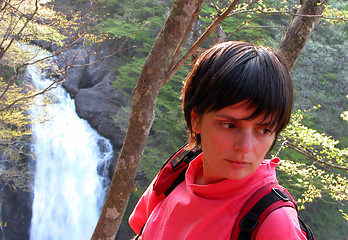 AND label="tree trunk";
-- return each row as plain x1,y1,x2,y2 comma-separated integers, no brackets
90,1,203,239
278,0,329,70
